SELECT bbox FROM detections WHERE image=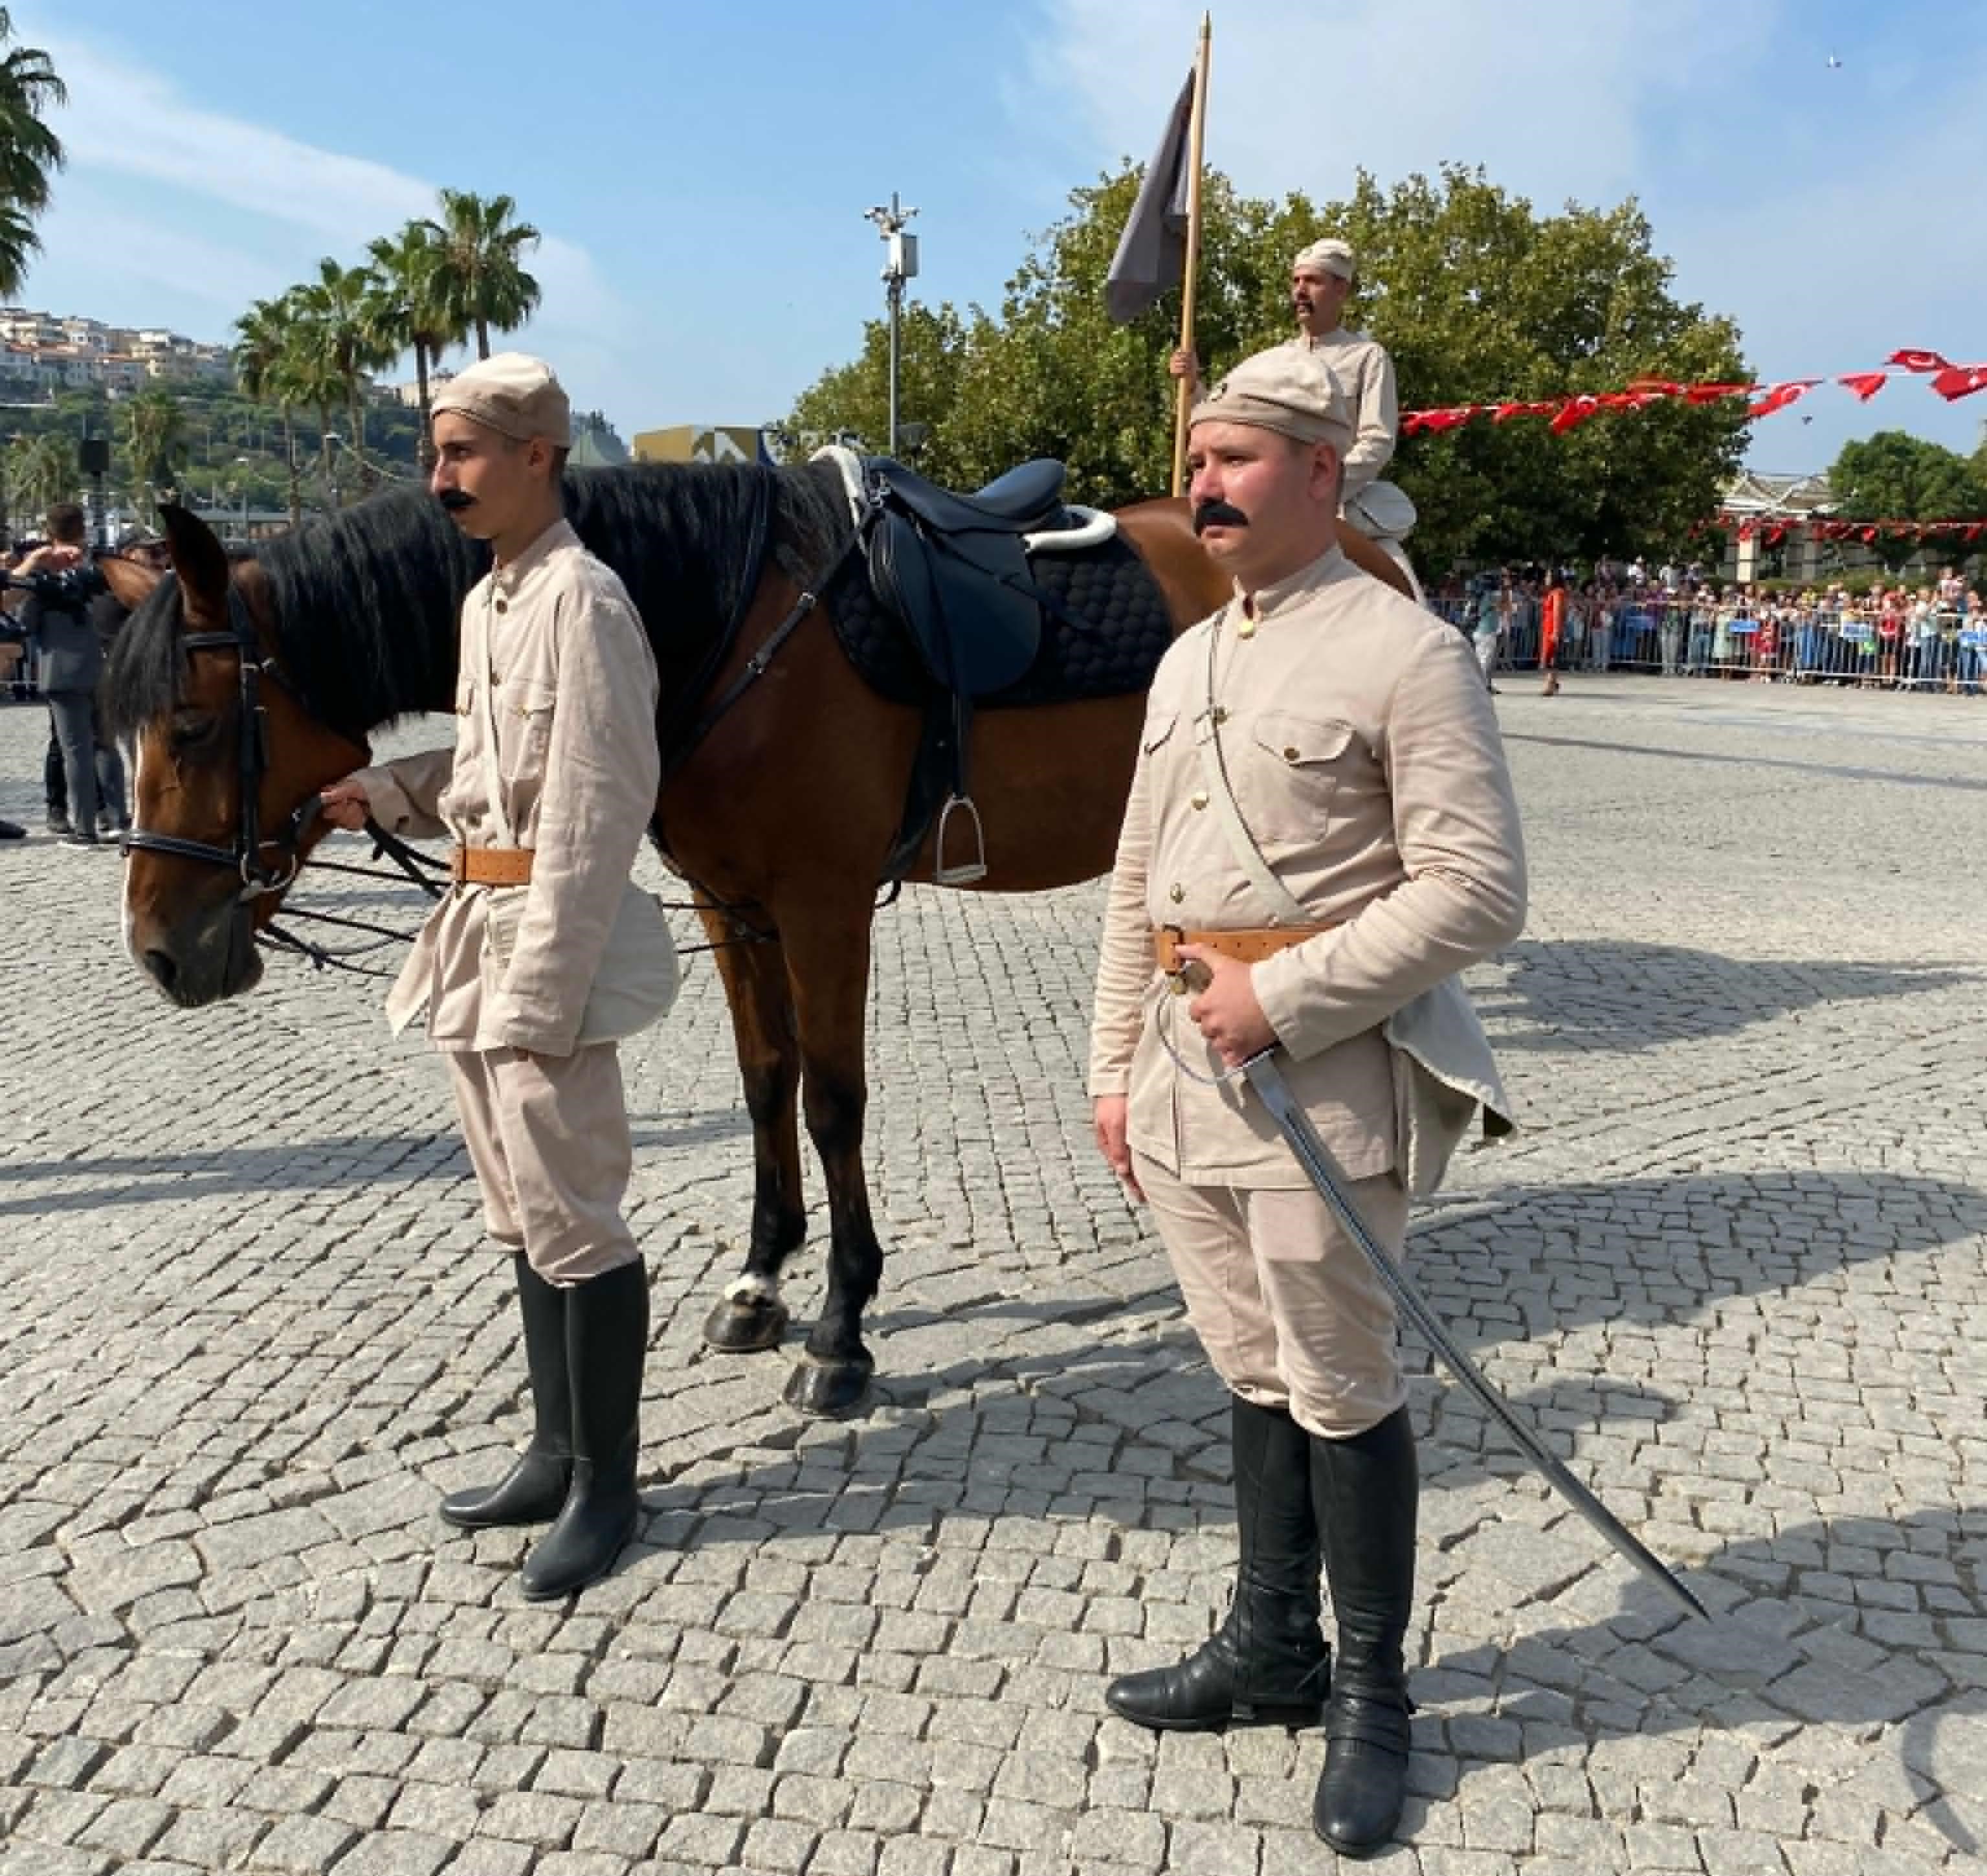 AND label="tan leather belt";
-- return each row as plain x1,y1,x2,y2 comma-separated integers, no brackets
1153,922,1337,979
452,845,534,886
